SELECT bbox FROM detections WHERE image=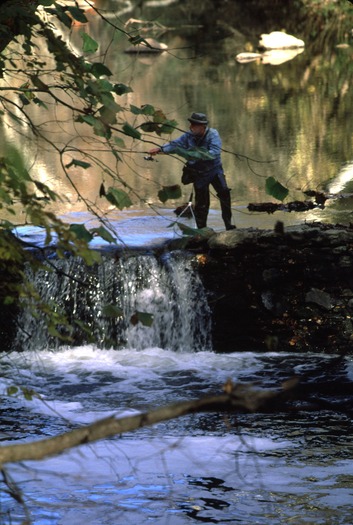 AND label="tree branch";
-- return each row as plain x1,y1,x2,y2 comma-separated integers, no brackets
0,380,297,465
